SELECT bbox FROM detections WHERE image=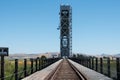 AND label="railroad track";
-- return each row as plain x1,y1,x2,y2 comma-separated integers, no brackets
45,59,87,80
